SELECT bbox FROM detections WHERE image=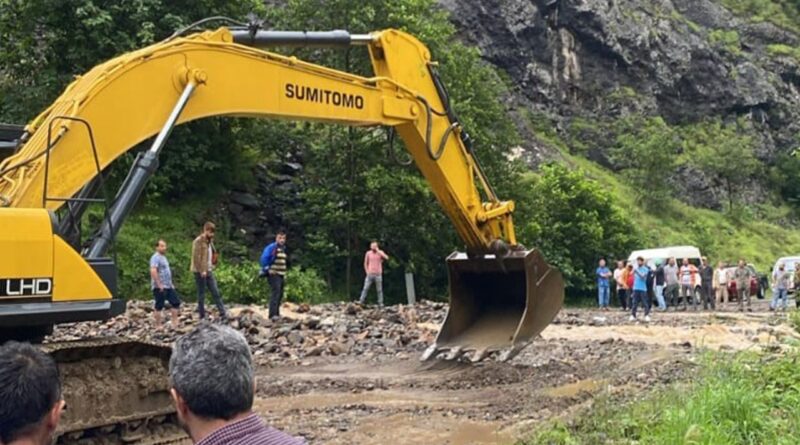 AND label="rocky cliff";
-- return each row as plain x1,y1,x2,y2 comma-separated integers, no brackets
440,0,800,207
